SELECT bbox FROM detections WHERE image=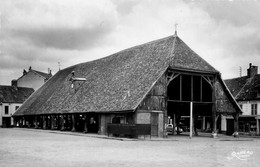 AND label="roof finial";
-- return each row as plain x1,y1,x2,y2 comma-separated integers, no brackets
58,62,61,71
174,23,178,36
